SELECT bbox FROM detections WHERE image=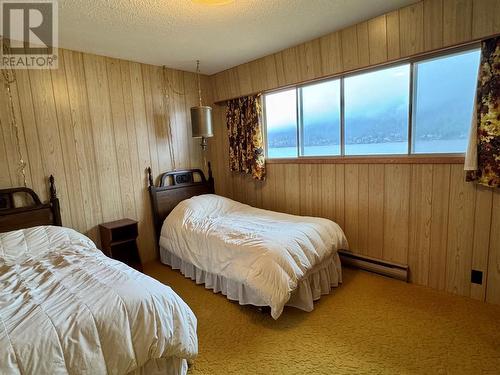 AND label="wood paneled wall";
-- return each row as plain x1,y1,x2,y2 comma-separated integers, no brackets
211,0,500,102
0,47,211,262
207,0,500,304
